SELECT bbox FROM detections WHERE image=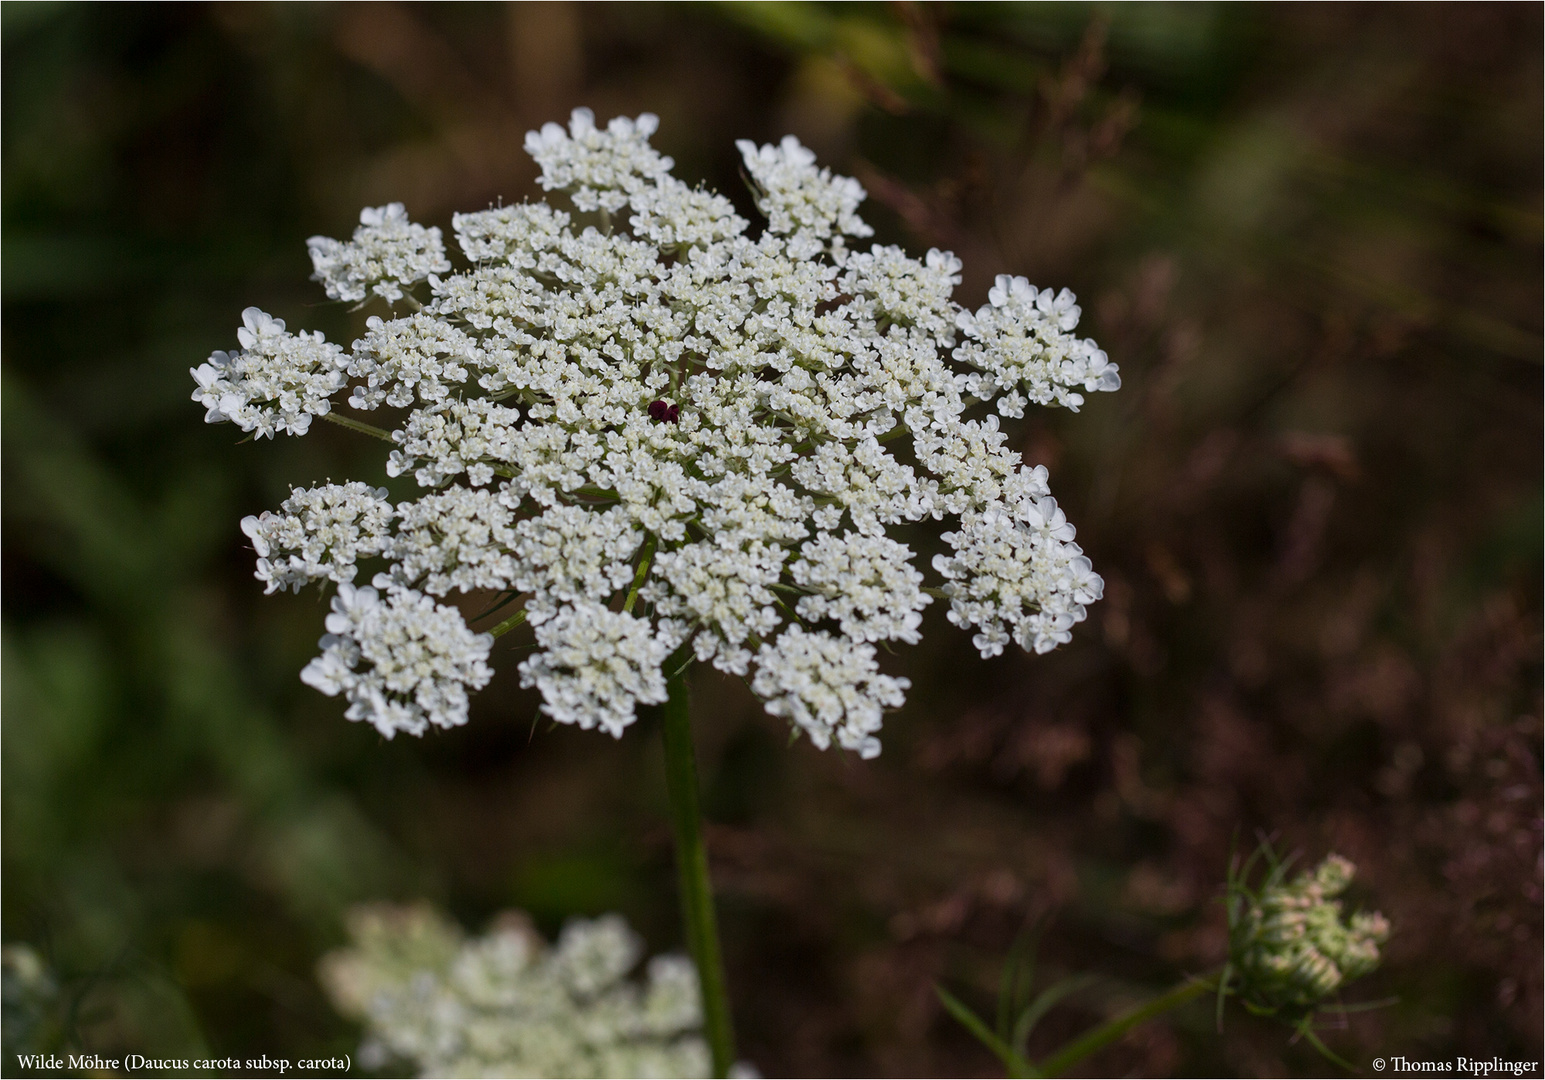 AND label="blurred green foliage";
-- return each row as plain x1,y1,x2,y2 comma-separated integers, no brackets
3,3,1539,1075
